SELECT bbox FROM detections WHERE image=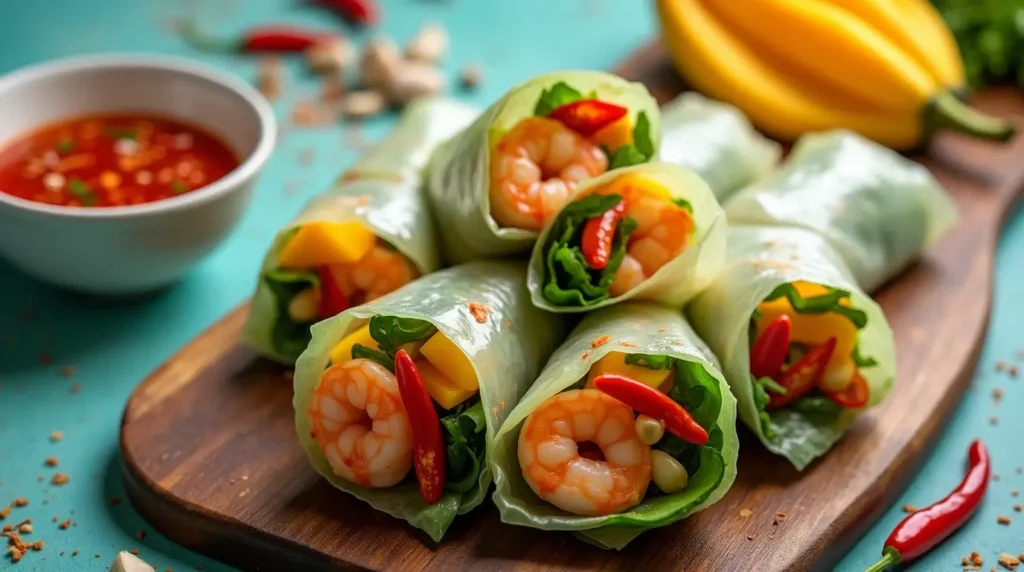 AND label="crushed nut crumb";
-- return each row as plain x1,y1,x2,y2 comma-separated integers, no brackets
13,498,27,507
1014,504,1021,512
59,365,75,377
746,534,755,540
993,388,1005,401
459,65,481,90
580,351,590,360
49,431,61,443
44,457,58,468
18,524,31,534
998,553,1020,570
590,335,610,348
51,473,69,486
468,302,490,324
739,508,753,518
0,507,9,520
990,416,1000,426
1013,490,1019,497
1010,366,1019,378
973,552,984,566
902,504,917,513
58,519,70,530
997,515,1012,525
